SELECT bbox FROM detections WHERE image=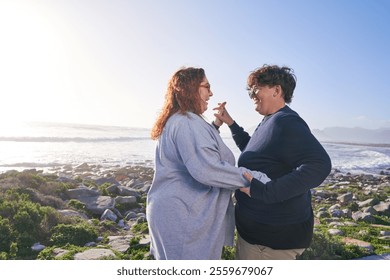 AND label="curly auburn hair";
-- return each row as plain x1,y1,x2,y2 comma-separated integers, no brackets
247,64,296,104
151,67,205,140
